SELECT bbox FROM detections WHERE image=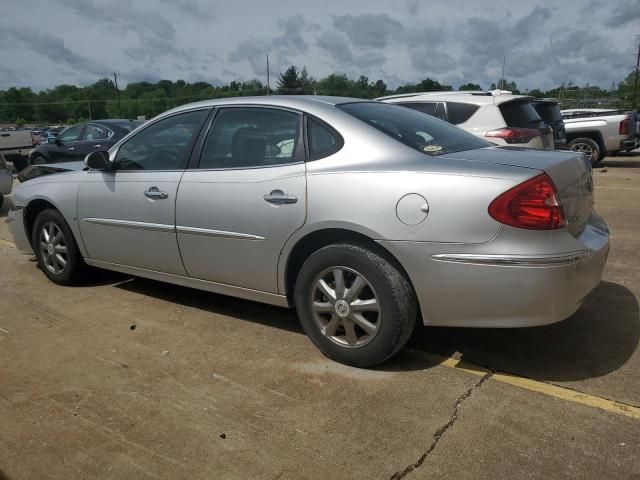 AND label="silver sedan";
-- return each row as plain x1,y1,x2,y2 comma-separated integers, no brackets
7,96,610,367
